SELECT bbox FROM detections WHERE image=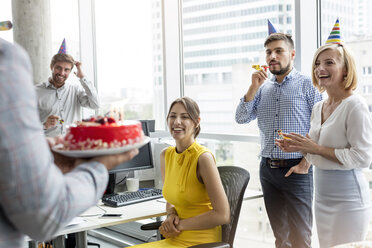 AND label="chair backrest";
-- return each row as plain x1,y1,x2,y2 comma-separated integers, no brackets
218,166,250,247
